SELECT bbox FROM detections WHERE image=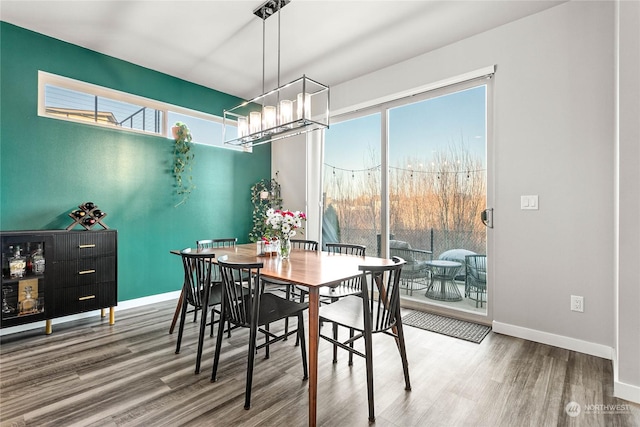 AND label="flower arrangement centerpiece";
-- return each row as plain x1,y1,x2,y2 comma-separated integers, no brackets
264,208,306,258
